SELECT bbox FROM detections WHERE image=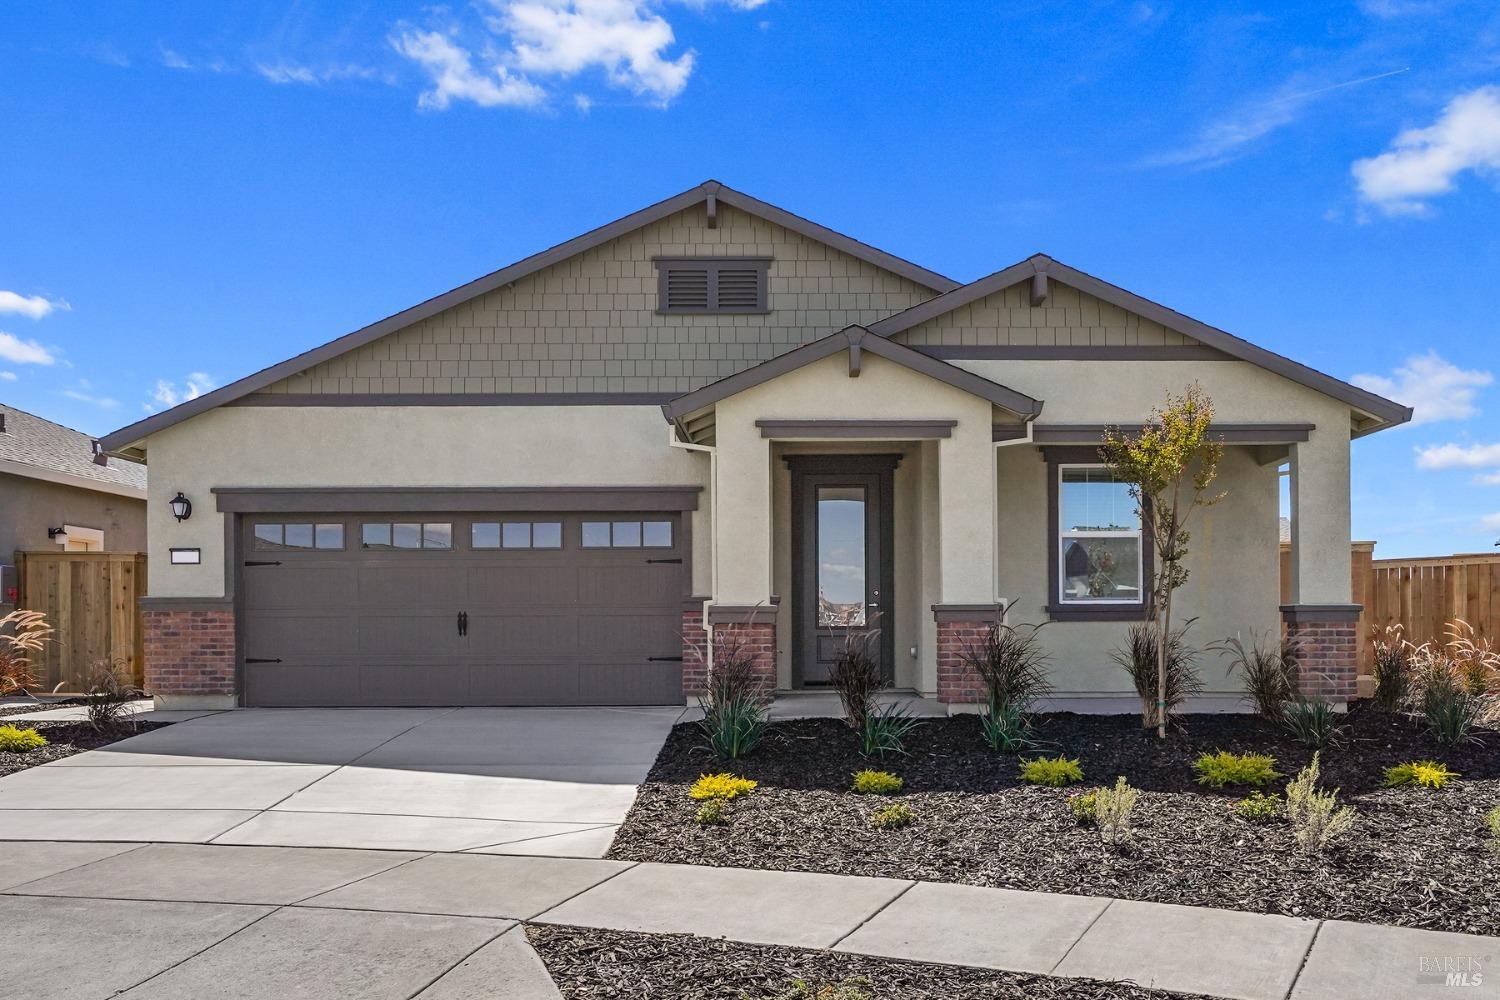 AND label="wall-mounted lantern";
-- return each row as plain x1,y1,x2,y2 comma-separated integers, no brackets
46,527,69,546
169,492,193,522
